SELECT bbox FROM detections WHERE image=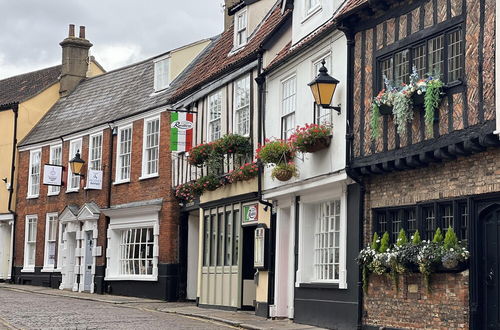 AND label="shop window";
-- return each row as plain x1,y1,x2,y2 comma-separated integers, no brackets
119,228,154,276
203,216,210,267
377,26,463,89
314,200,341,281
